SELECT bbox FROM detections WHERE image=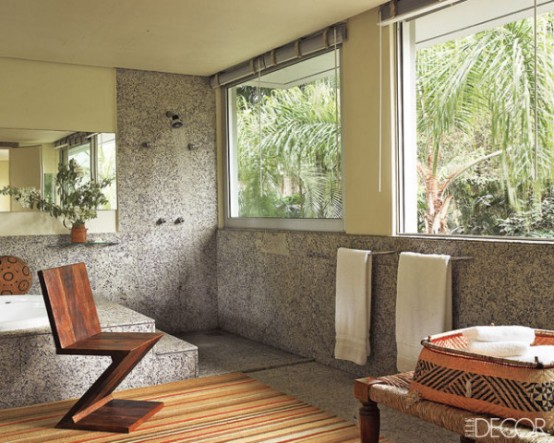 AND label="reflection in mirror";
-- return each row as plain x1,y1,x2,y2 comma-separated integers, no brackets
0,148,9,211
0,129,117,213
